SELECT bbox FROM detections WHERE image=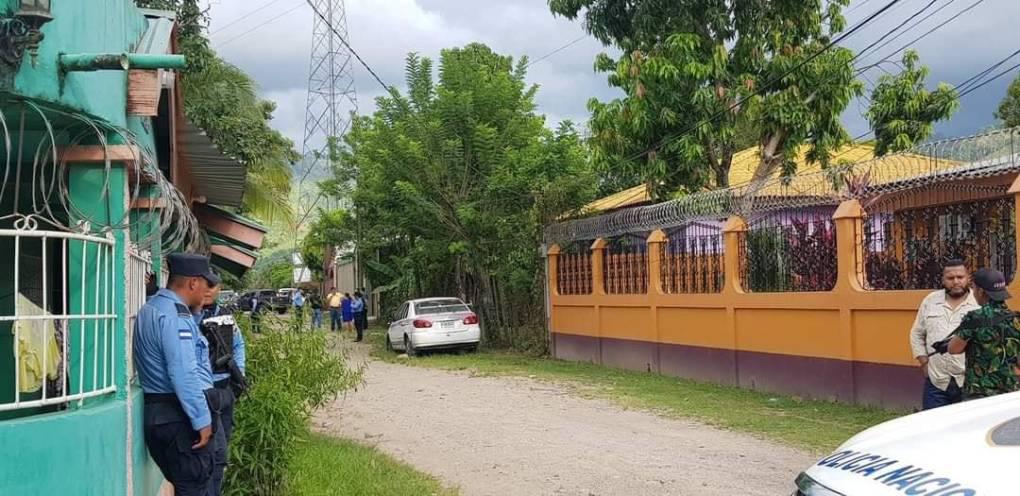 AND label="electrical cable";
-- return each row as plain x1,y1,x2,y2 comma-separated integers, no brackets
210,0,287,35
215,3,307,49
